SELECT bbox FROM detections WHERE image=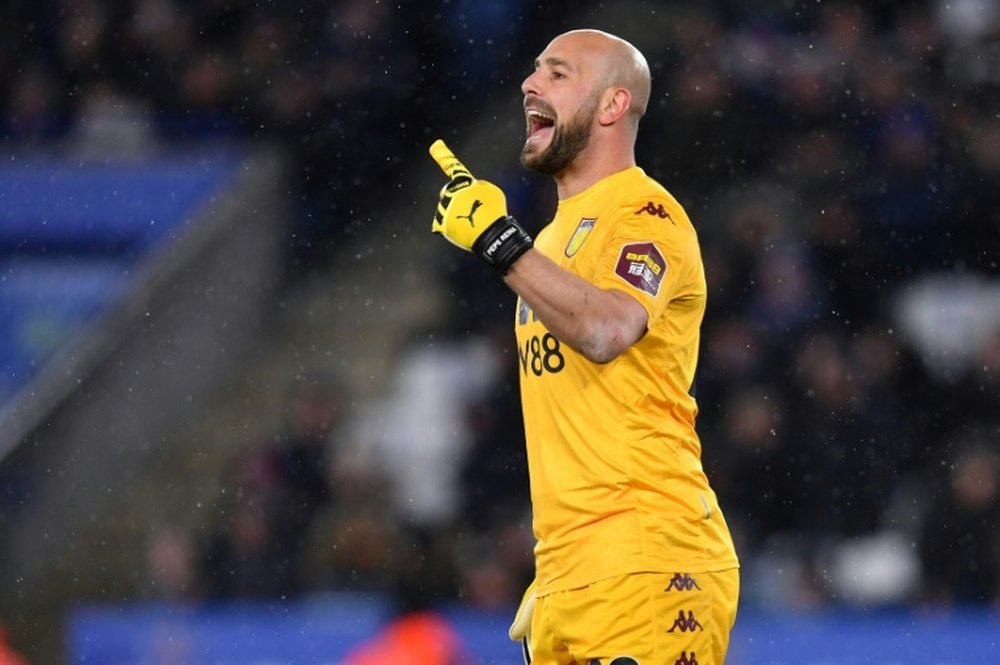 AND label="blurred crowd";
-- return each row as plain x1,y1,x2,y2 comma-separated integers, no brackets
435,0,1000,610
0,0,531,267
2,0,999,629
637,0,1000,607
